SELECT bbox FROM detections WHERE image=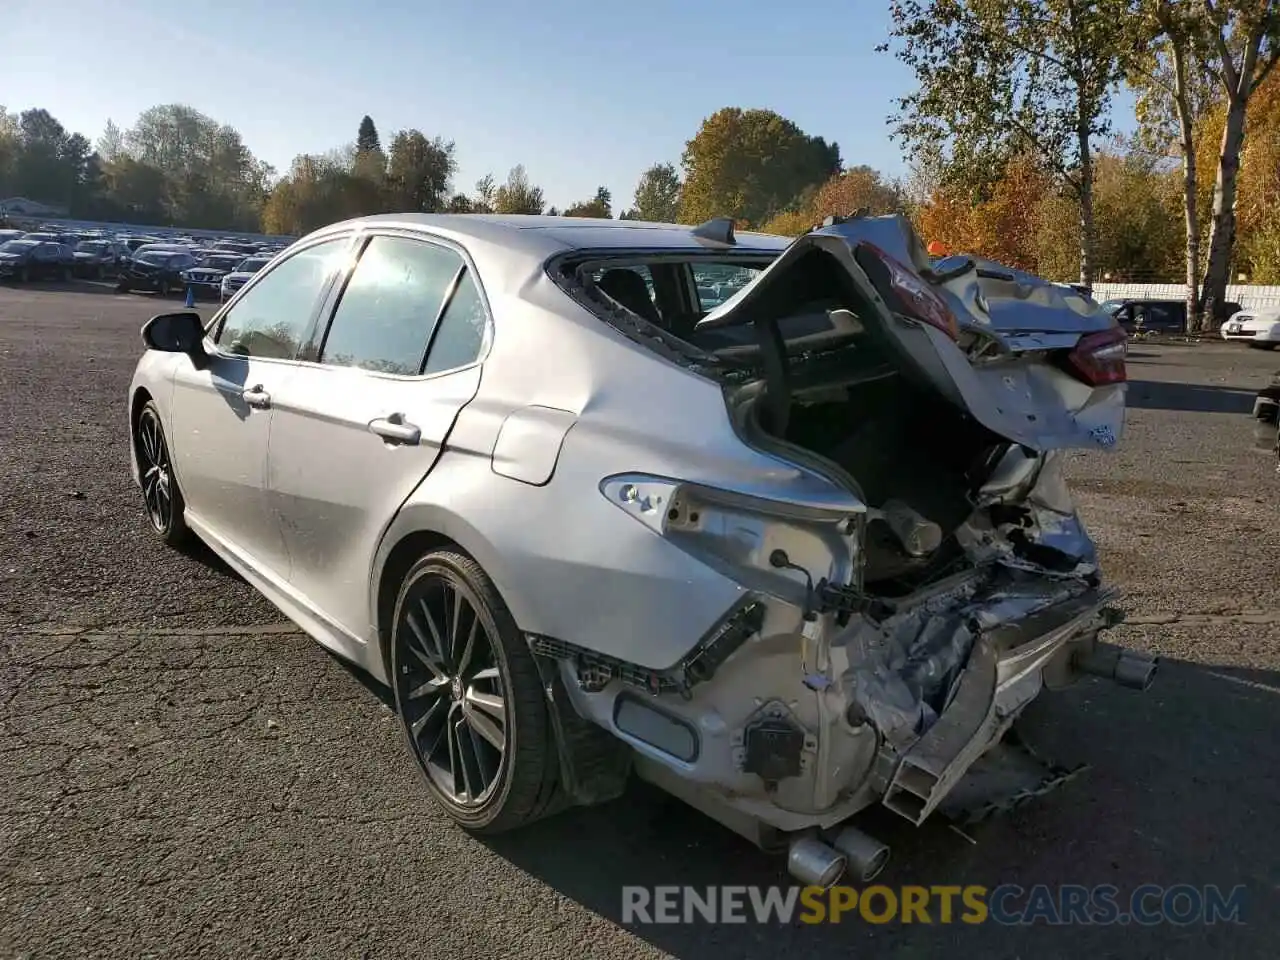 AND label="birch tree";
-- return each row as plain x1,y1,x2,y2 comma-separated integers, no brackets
884,0,1136,287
